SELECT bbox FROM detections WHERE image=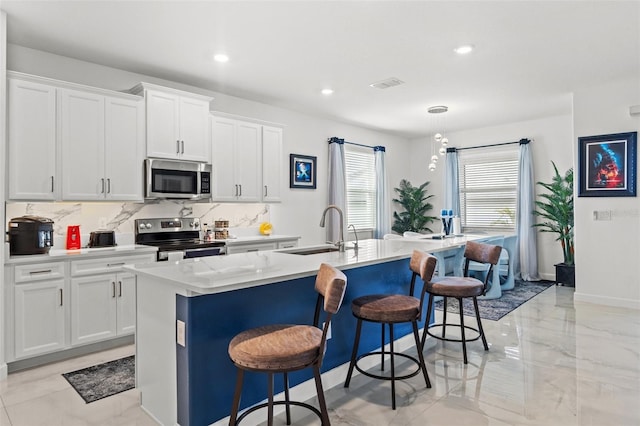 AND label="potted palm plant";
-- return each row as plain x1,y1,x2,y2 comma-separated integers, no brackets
391,179,437,234
533,161,575,286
